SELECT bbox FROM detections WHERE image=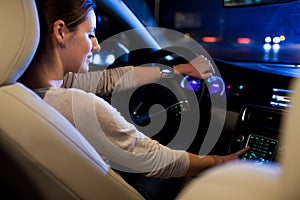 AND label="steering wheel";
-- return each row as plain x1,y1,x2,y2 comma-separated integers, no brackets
105,41,225,153
117,46,215,149
129,46,206,123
